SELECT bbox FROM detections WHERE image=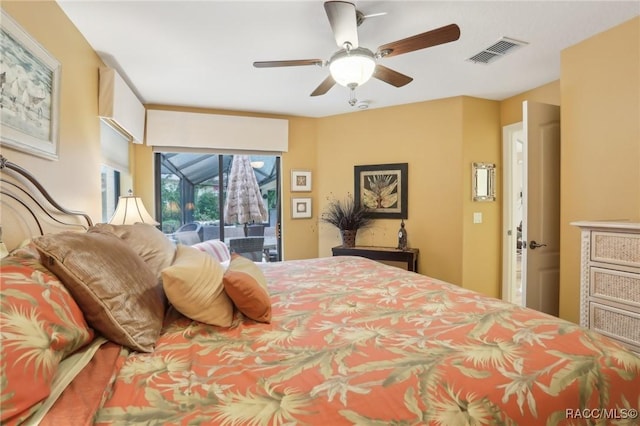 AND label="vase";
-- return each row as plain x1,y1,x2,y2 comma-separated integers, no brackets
340,229,357,247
